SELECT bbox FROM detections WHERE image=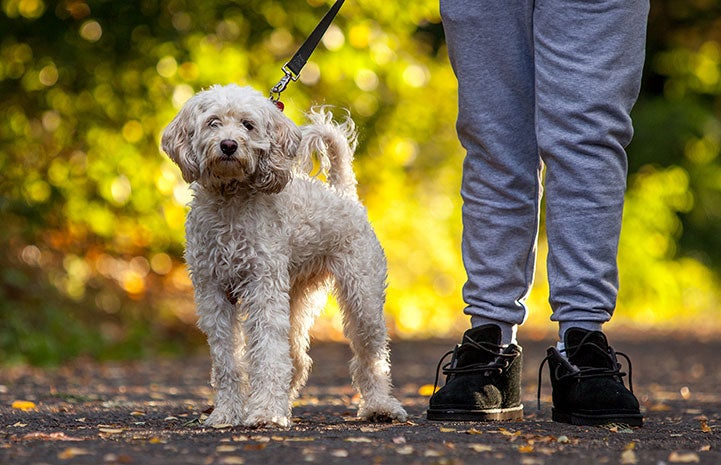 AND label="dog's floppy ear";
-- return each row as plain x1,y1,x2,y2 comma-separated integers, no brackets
161,96,202,183
249,106,302,193
270,108,302,160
